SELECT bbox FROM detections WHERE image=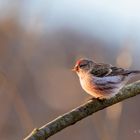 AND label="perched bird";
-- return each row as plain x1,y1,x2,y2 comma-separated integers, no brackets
72,58,140,99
